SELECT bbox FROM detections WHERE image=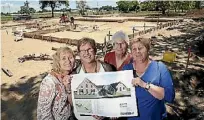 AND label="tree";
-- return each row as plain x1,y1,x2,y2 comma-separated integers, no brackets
169,1,196,13
116,0,139,13
195,1,202,9
140,1,156,11
156,1,170,14
29,8,36,13
39,0,69,17
100,5,113,11
76,0,88,15
116,1,130,13
18,0,31,14
129,1,139,12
